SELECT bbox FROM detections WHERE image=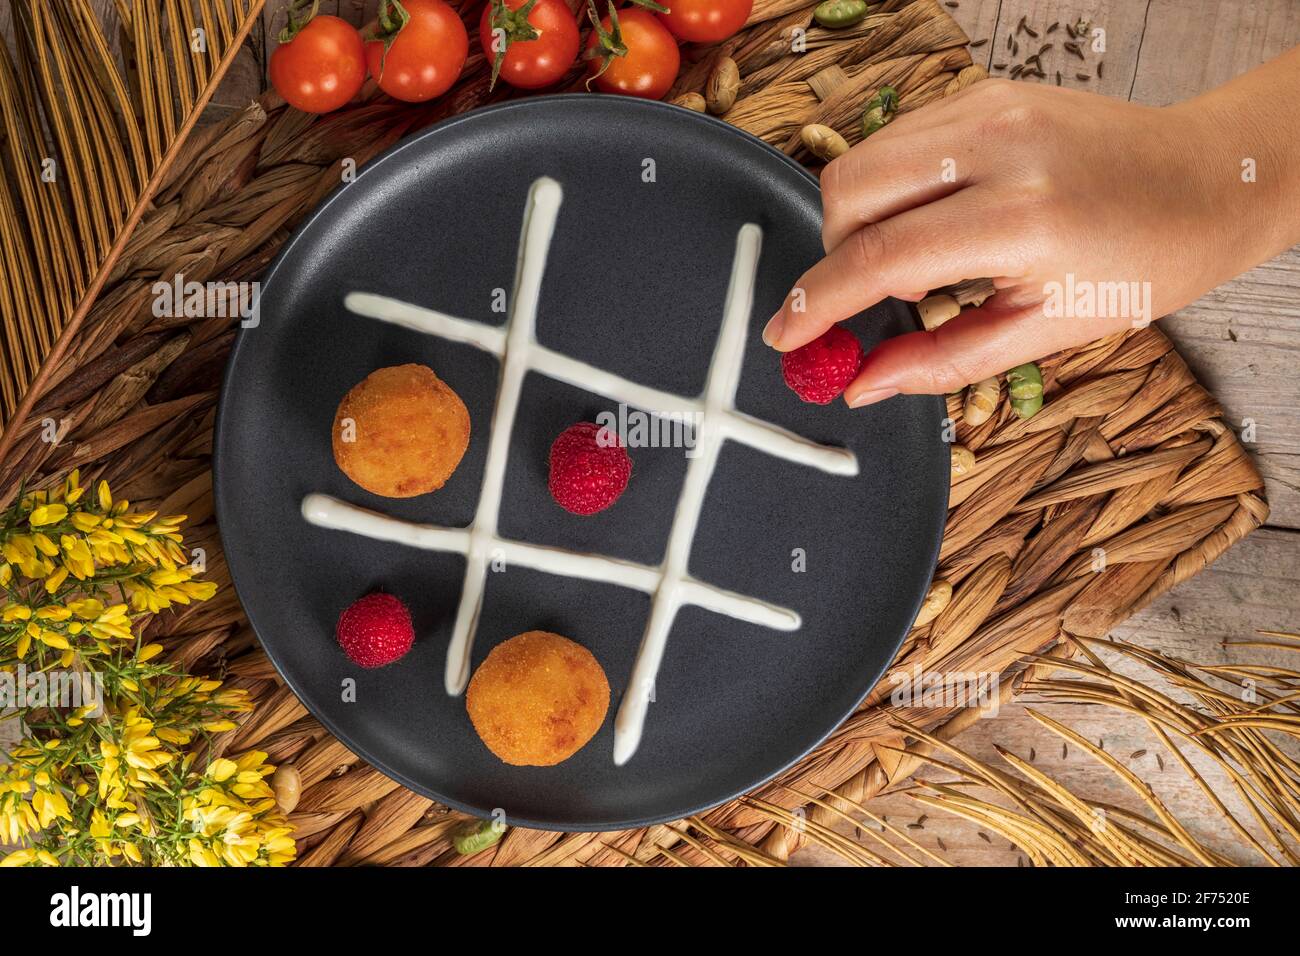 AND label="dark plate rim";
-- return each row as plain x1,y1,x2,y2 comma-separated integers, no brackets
214,93,948,832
